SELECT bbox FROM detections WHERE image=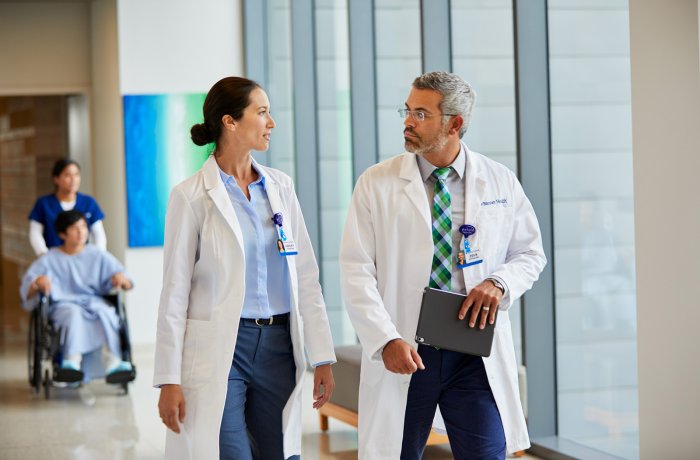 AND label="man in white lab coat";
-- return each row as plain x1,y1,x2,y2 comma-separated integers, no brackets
339,71,546,459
